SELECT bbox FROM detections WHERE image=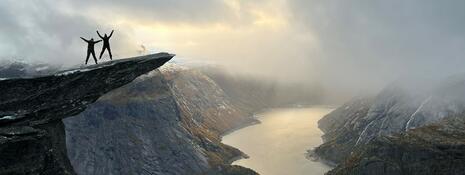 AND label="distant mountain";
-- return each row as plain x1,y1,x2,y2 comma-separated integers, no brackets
0,61,60,78
314,77,465,174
